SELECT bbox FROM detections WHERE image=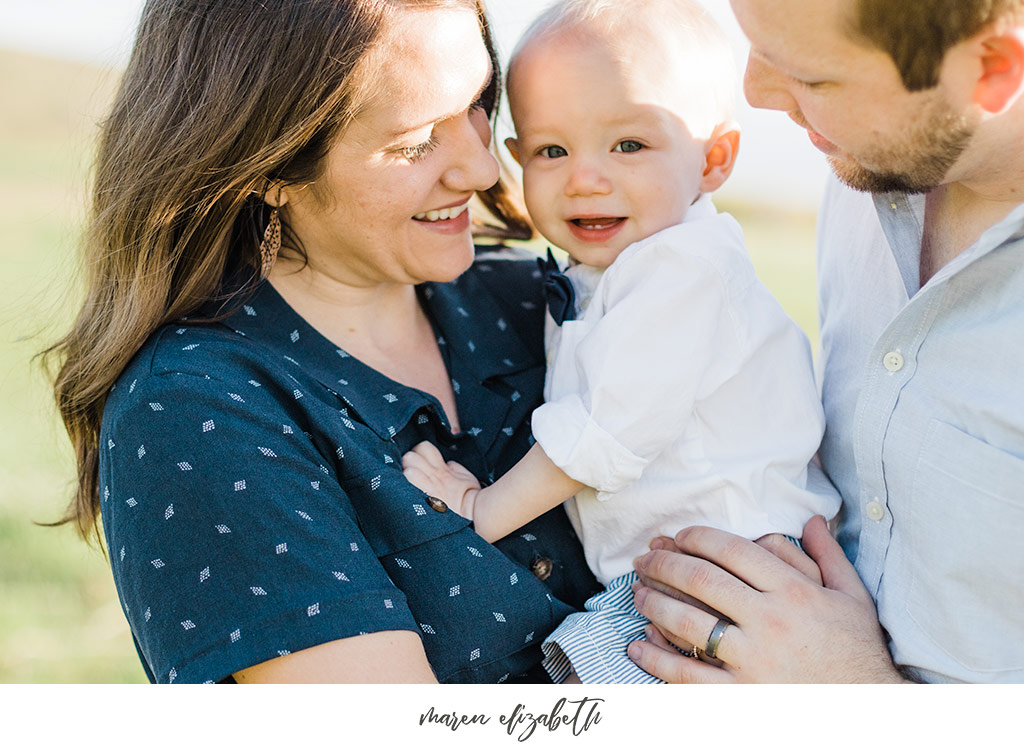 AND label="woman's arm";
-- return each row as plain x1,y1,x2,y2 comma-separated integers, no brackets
234,630,437,683
402,442,584,542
